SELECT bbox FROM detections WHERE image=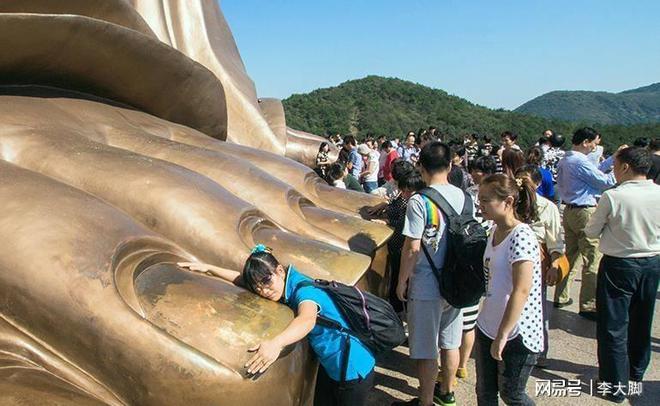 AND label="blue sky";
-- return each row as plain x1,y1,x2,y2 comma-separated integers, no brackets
223,0,660,110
